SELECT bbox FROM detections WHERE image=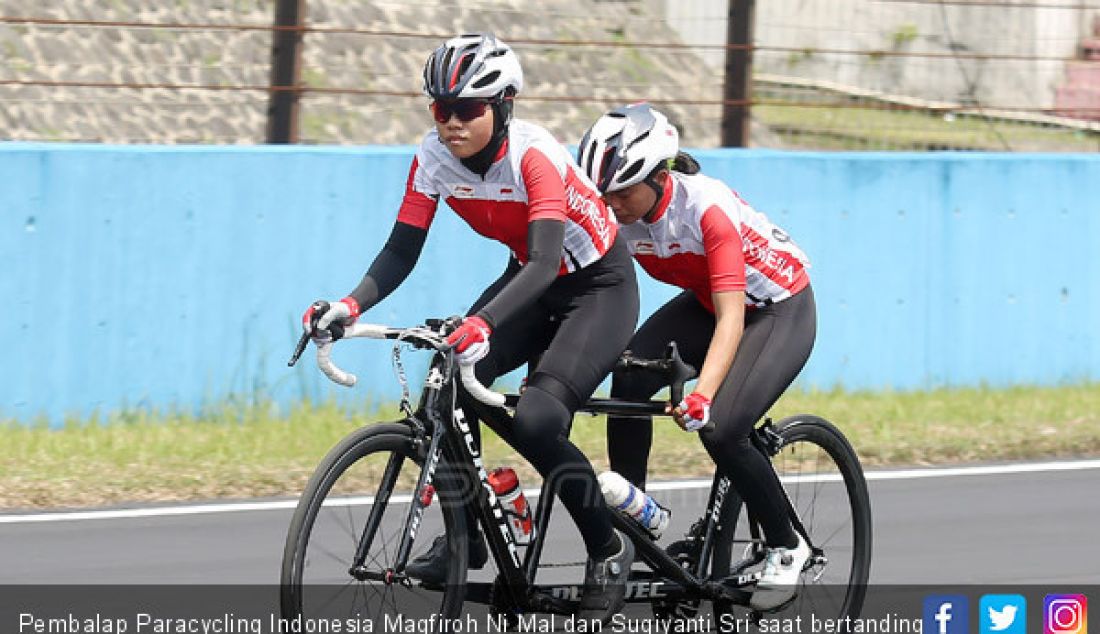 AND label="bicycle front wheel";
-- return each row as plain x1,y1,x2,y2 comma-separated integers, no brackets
281,422,469,622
